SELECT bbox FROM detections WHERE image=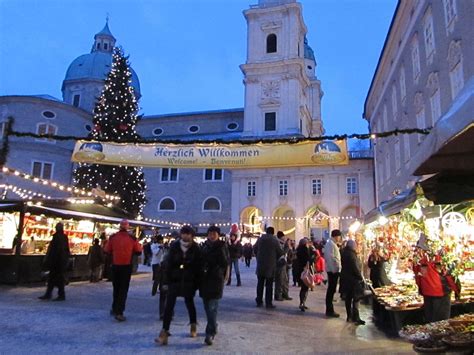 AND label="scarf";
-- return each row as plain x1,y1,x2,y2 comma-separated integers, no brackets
180,239,192,255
